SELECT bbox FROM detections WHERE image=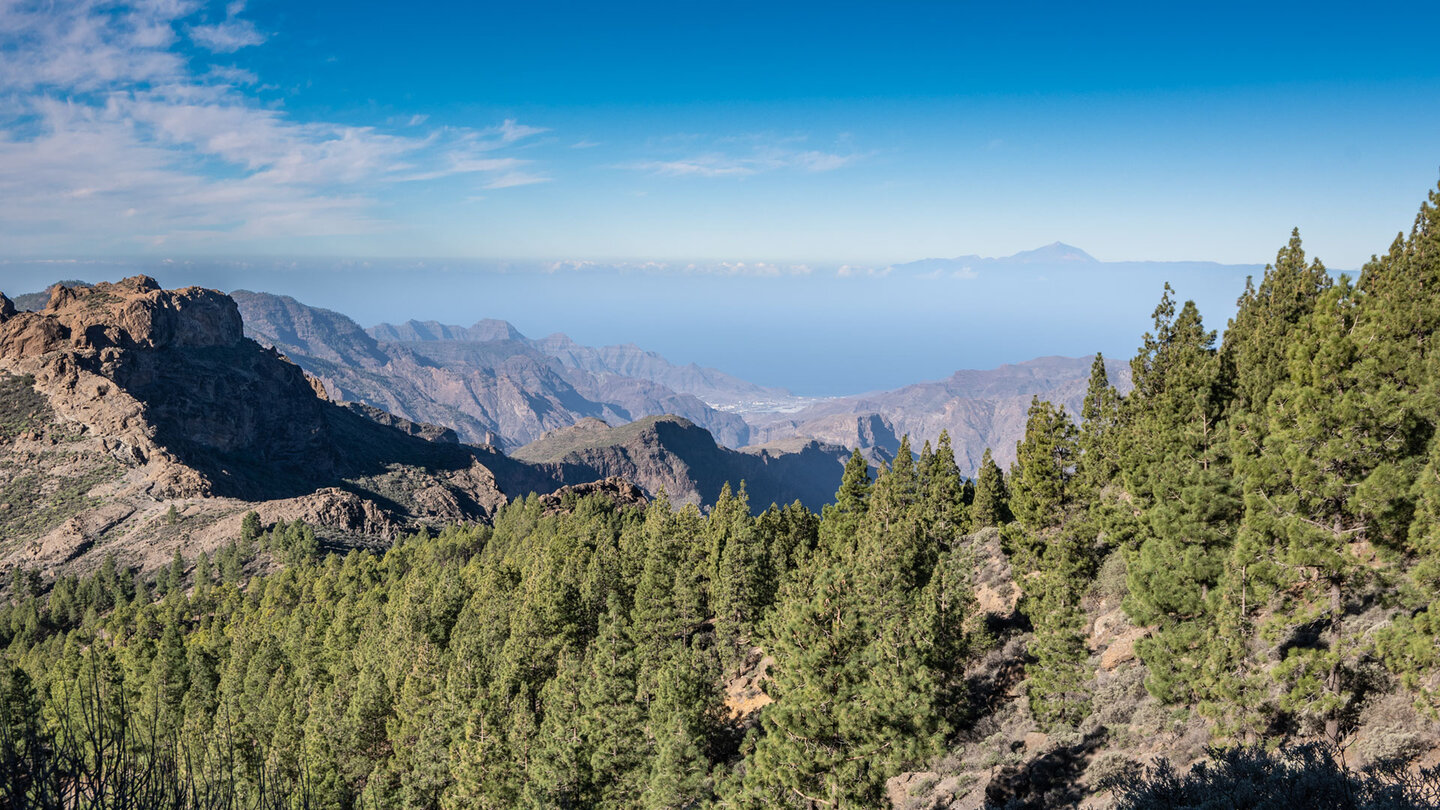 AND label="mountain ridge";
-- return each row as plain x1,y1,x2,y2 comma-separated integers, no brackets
514,414,871,511
0,279,865,577
233,292,753,449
